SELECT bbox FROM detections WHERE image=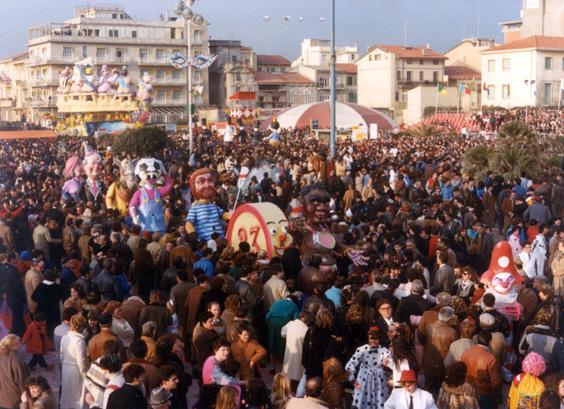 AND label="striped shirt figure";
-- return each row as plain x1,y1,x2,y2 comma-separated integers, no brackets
186,202,225,241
